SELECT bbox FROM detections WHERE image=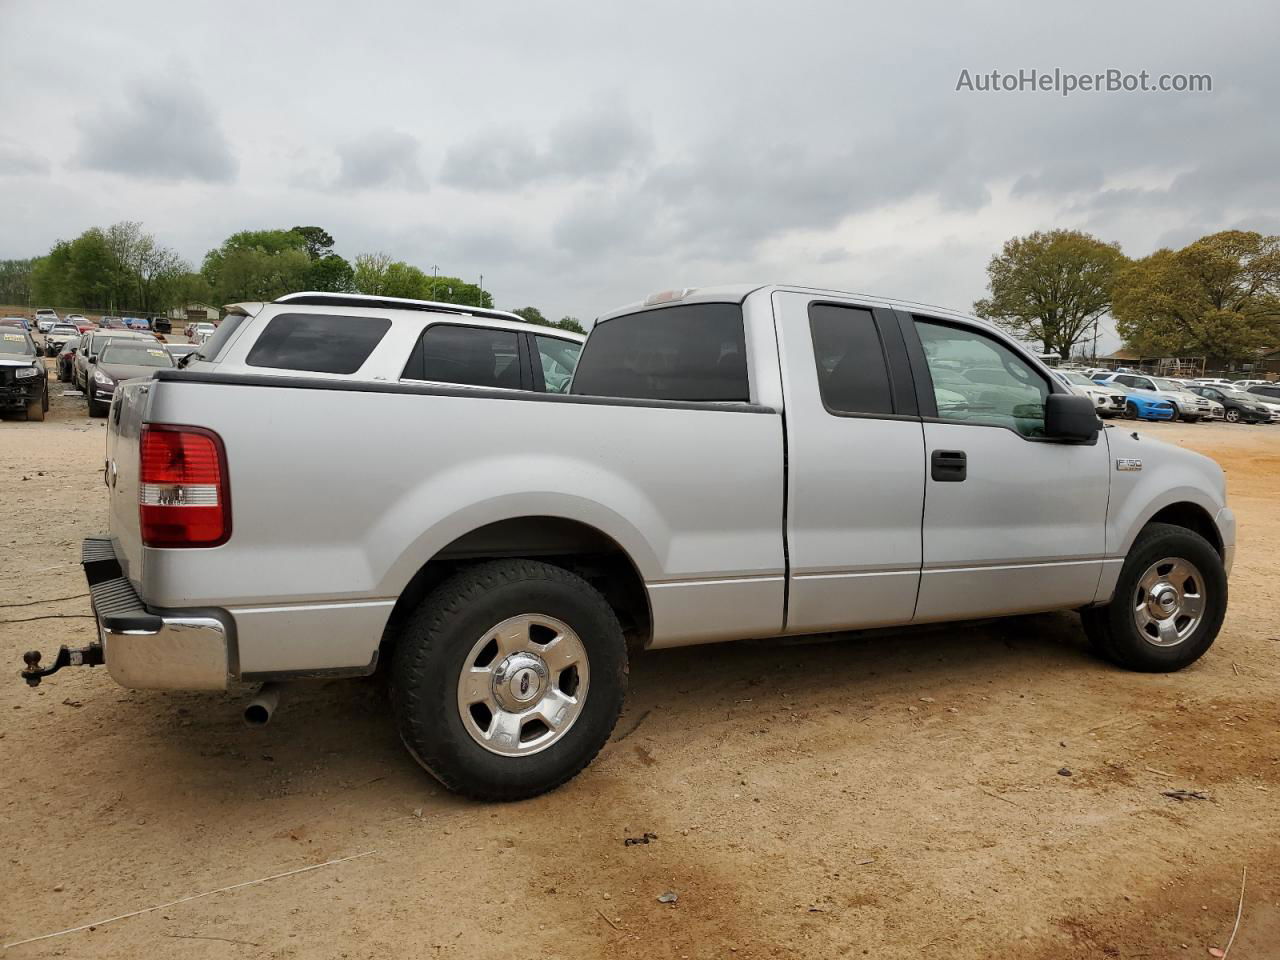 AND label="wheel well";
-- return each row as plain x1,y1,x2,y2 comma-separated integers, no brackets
1148,502,1223,557
379,517,652,659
